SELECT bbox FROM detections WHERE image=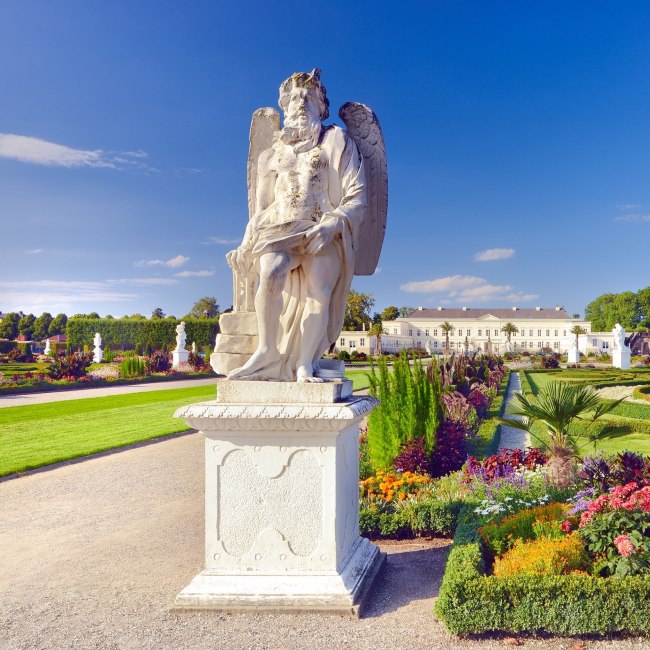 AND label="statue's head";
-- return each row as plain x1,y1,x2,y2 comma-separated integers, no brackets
279,68,329,121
